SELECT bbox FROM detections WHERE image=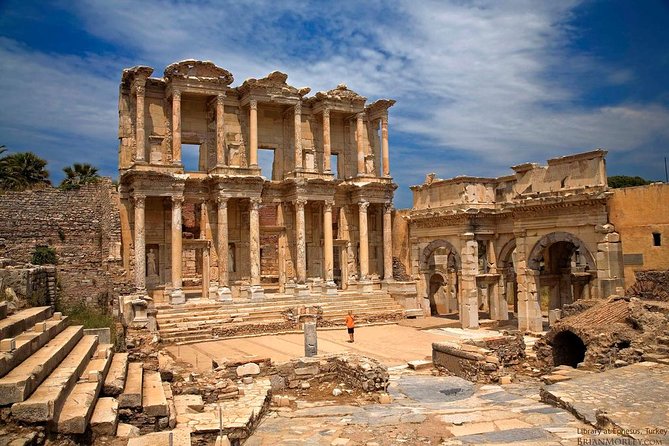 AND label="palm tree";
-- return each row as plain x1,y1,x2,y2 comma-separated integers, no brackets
0,151,50,191
60,163,100,190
